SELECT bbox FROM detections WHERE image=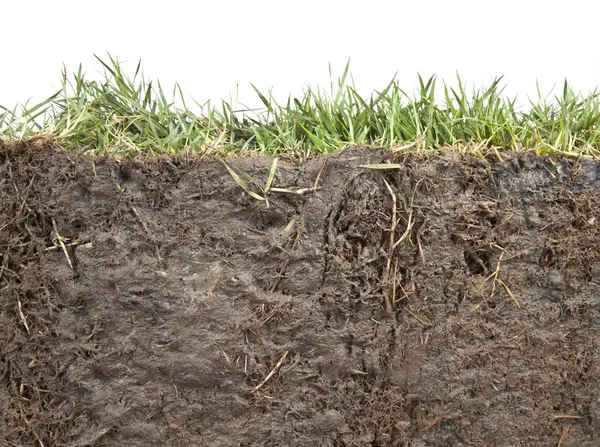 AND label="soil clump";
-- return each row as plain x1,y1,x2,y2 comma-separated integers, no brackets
1,143,600,446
